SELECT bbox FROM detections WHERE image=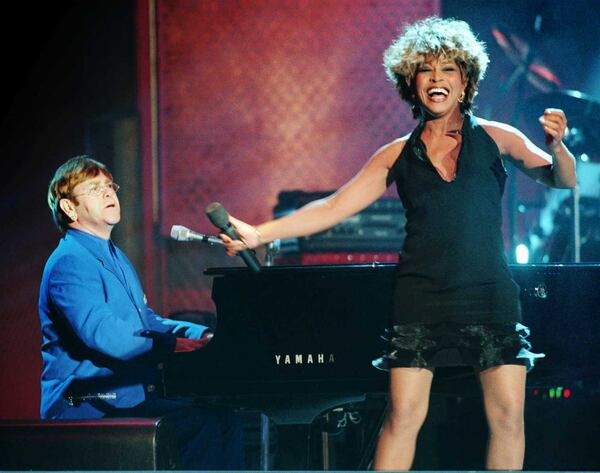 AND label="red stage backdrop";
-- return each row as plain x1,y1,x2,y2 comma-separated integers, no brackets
141,0,440,313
